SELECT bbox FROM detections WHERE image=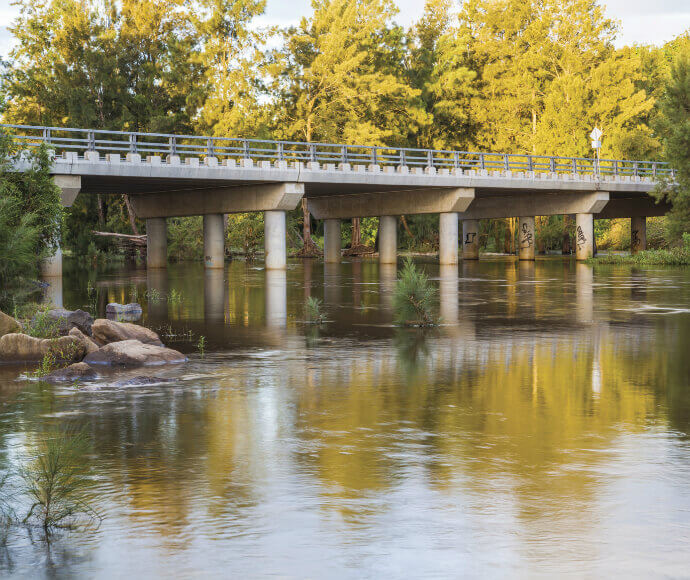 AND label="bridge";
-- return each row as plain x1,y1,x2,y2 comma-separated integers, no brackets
2,124,673,276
